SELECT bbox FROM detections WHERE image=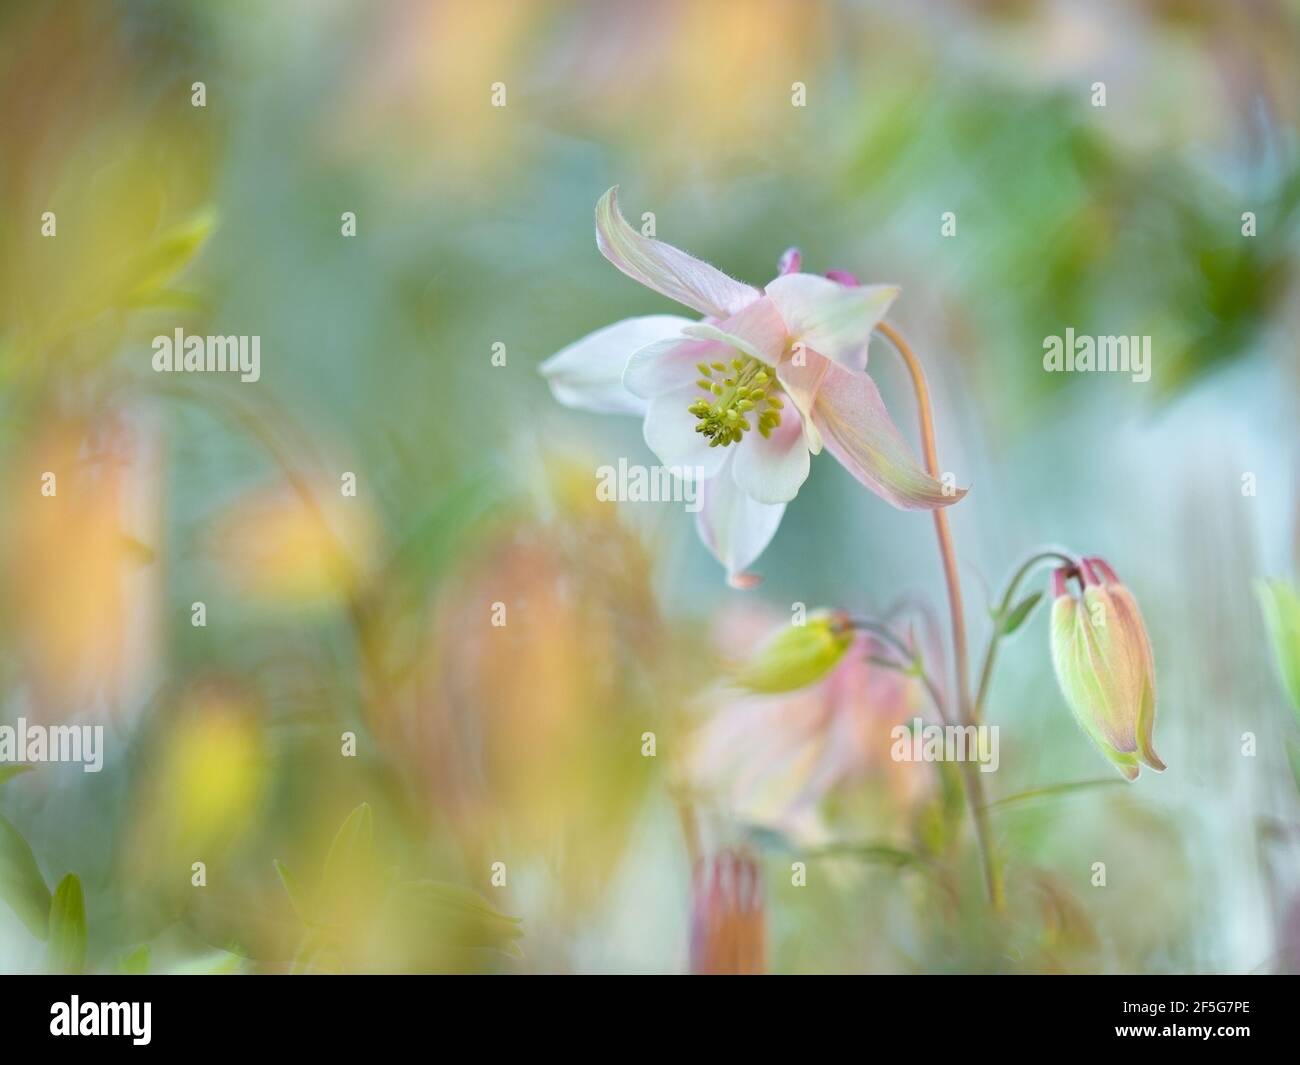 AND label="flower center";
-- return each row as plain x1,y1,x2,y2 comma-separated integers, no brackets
688,355,785,447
